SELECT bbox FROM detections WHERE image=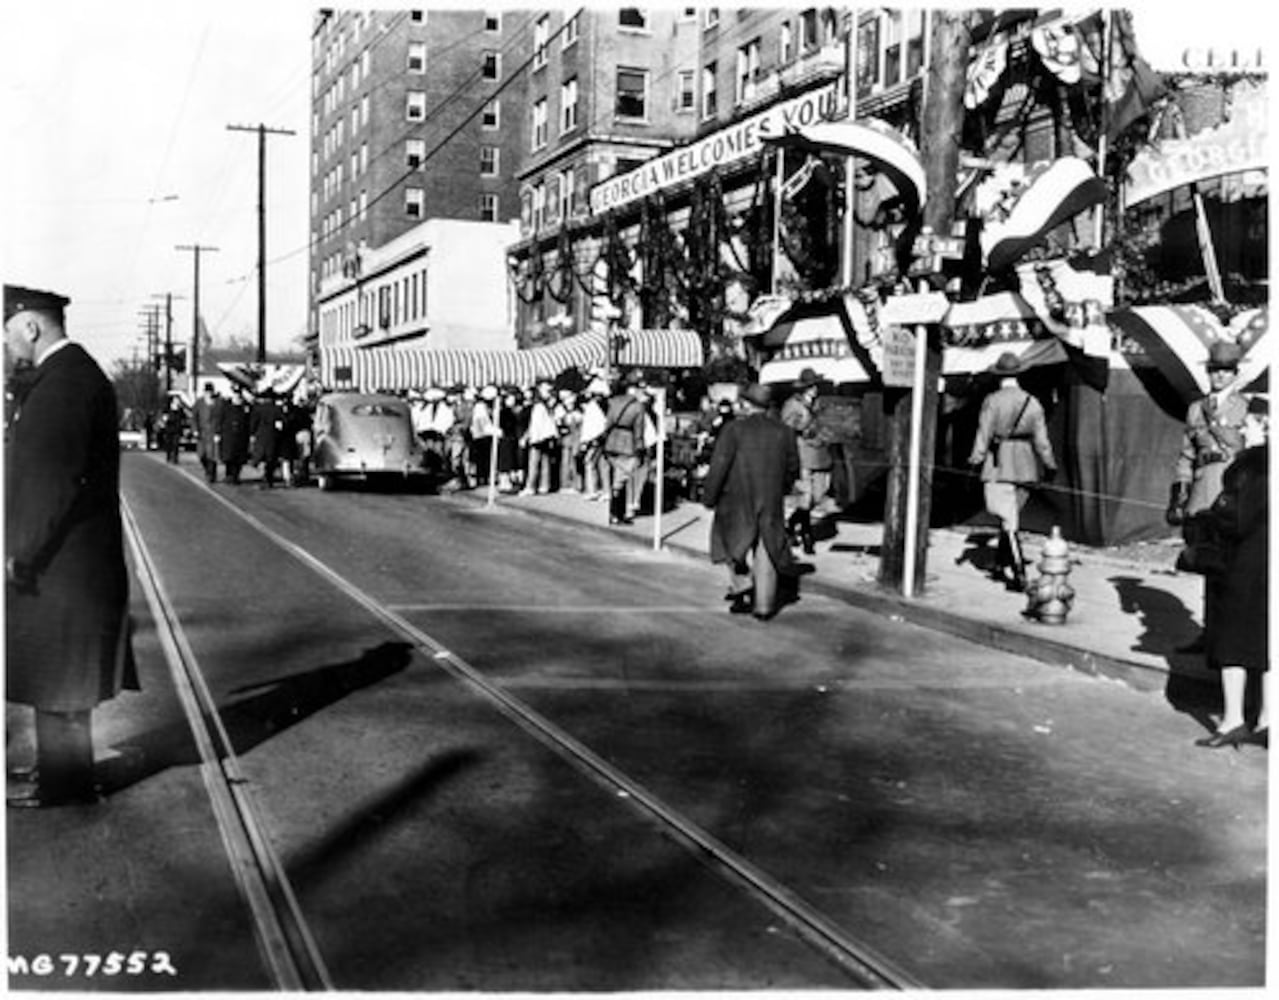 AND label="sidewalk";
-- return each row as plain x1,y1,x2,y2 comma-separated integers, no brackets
450,484,1216,699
